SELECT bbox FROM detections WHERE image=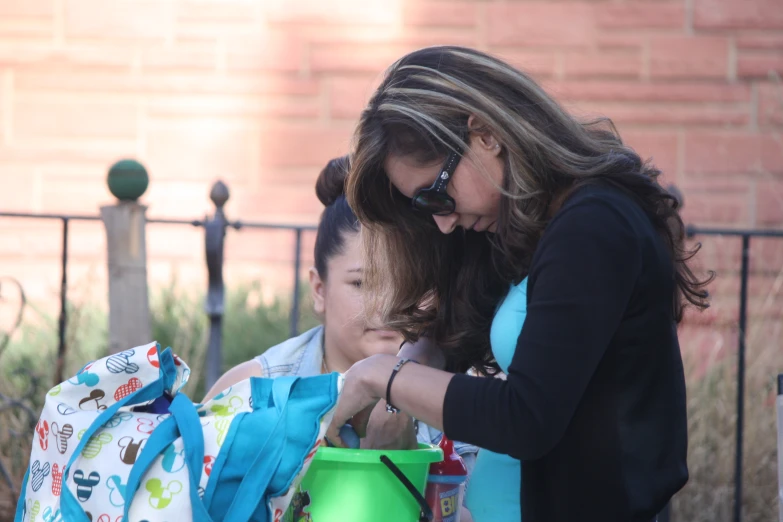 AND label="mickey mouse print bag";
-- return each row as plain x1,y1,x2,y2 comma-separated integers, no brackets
14,342,189,522
14,341,341,522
